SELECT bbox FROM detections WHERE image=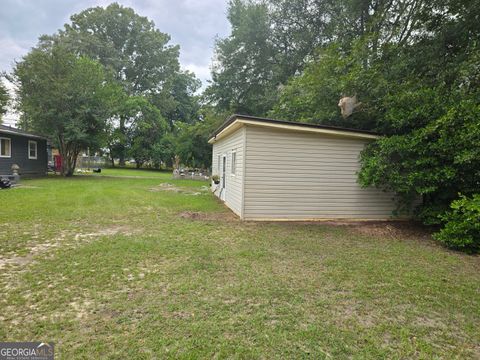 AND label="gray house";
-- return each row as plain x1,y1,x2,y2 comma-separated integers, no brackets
209,115,399,221
0,125,48,177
